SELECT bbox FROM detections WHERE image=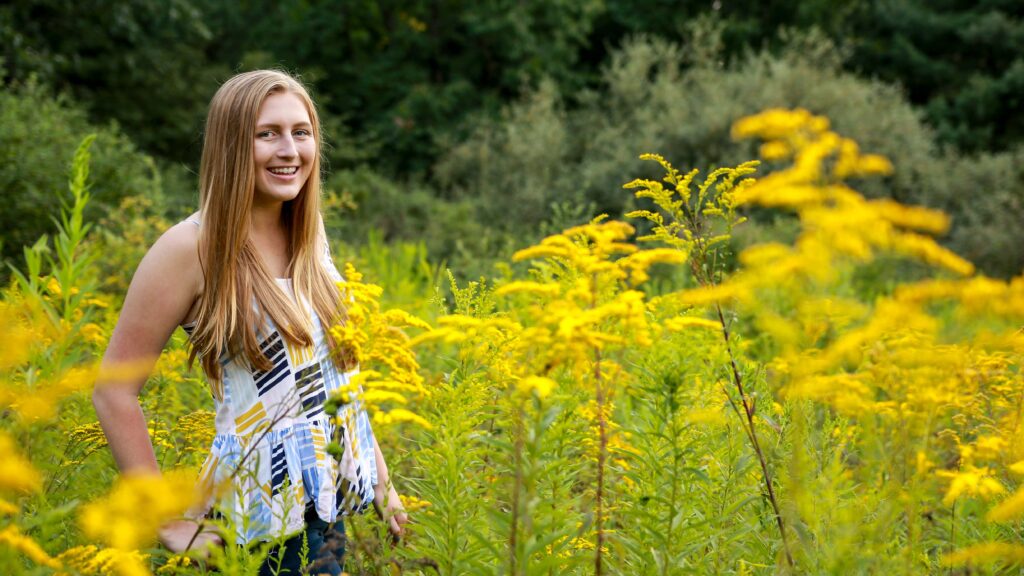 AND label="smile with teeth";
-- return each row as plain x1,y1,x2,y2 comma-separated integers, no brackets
268,167,298,175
